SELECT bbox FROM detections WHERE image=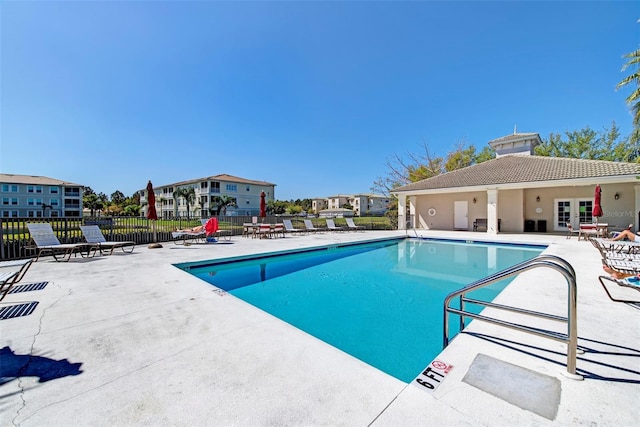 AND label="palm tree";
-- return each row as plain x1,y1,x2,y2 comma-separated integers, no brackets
617,47,640,140
210,195,237,216
174,187,196,219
